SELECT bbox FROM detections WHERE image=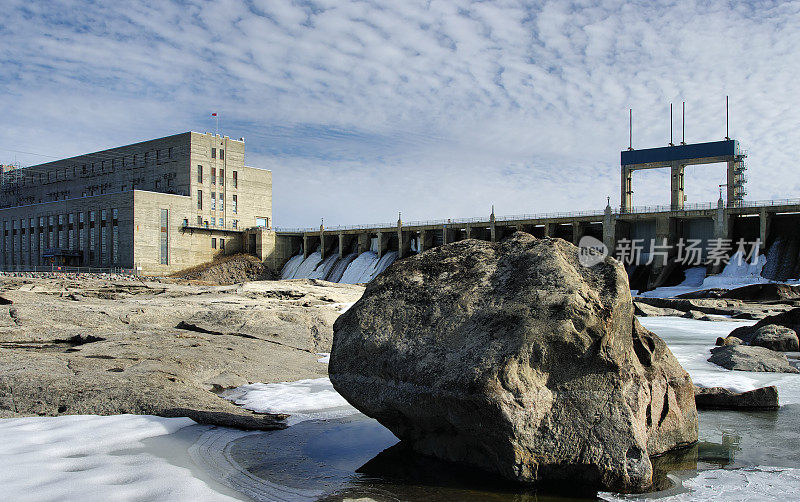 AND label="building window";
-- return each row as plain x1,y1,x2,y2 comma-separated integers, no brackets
154,179,161,190
211,167,216,185
232,171,237,188
160,209,169,265
197,165,203,183
219,149,224,160
168,147,173,159
218,193,223,212
197,190,203,210
210,192,216,211
211,148,216,159
232,219,238,229
232,194,237,213
196,215,202,226
211,238,216,249
219,169,224,186
210,218,216,227
255,217,269,228
218,217,223,227
220,238,225,250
